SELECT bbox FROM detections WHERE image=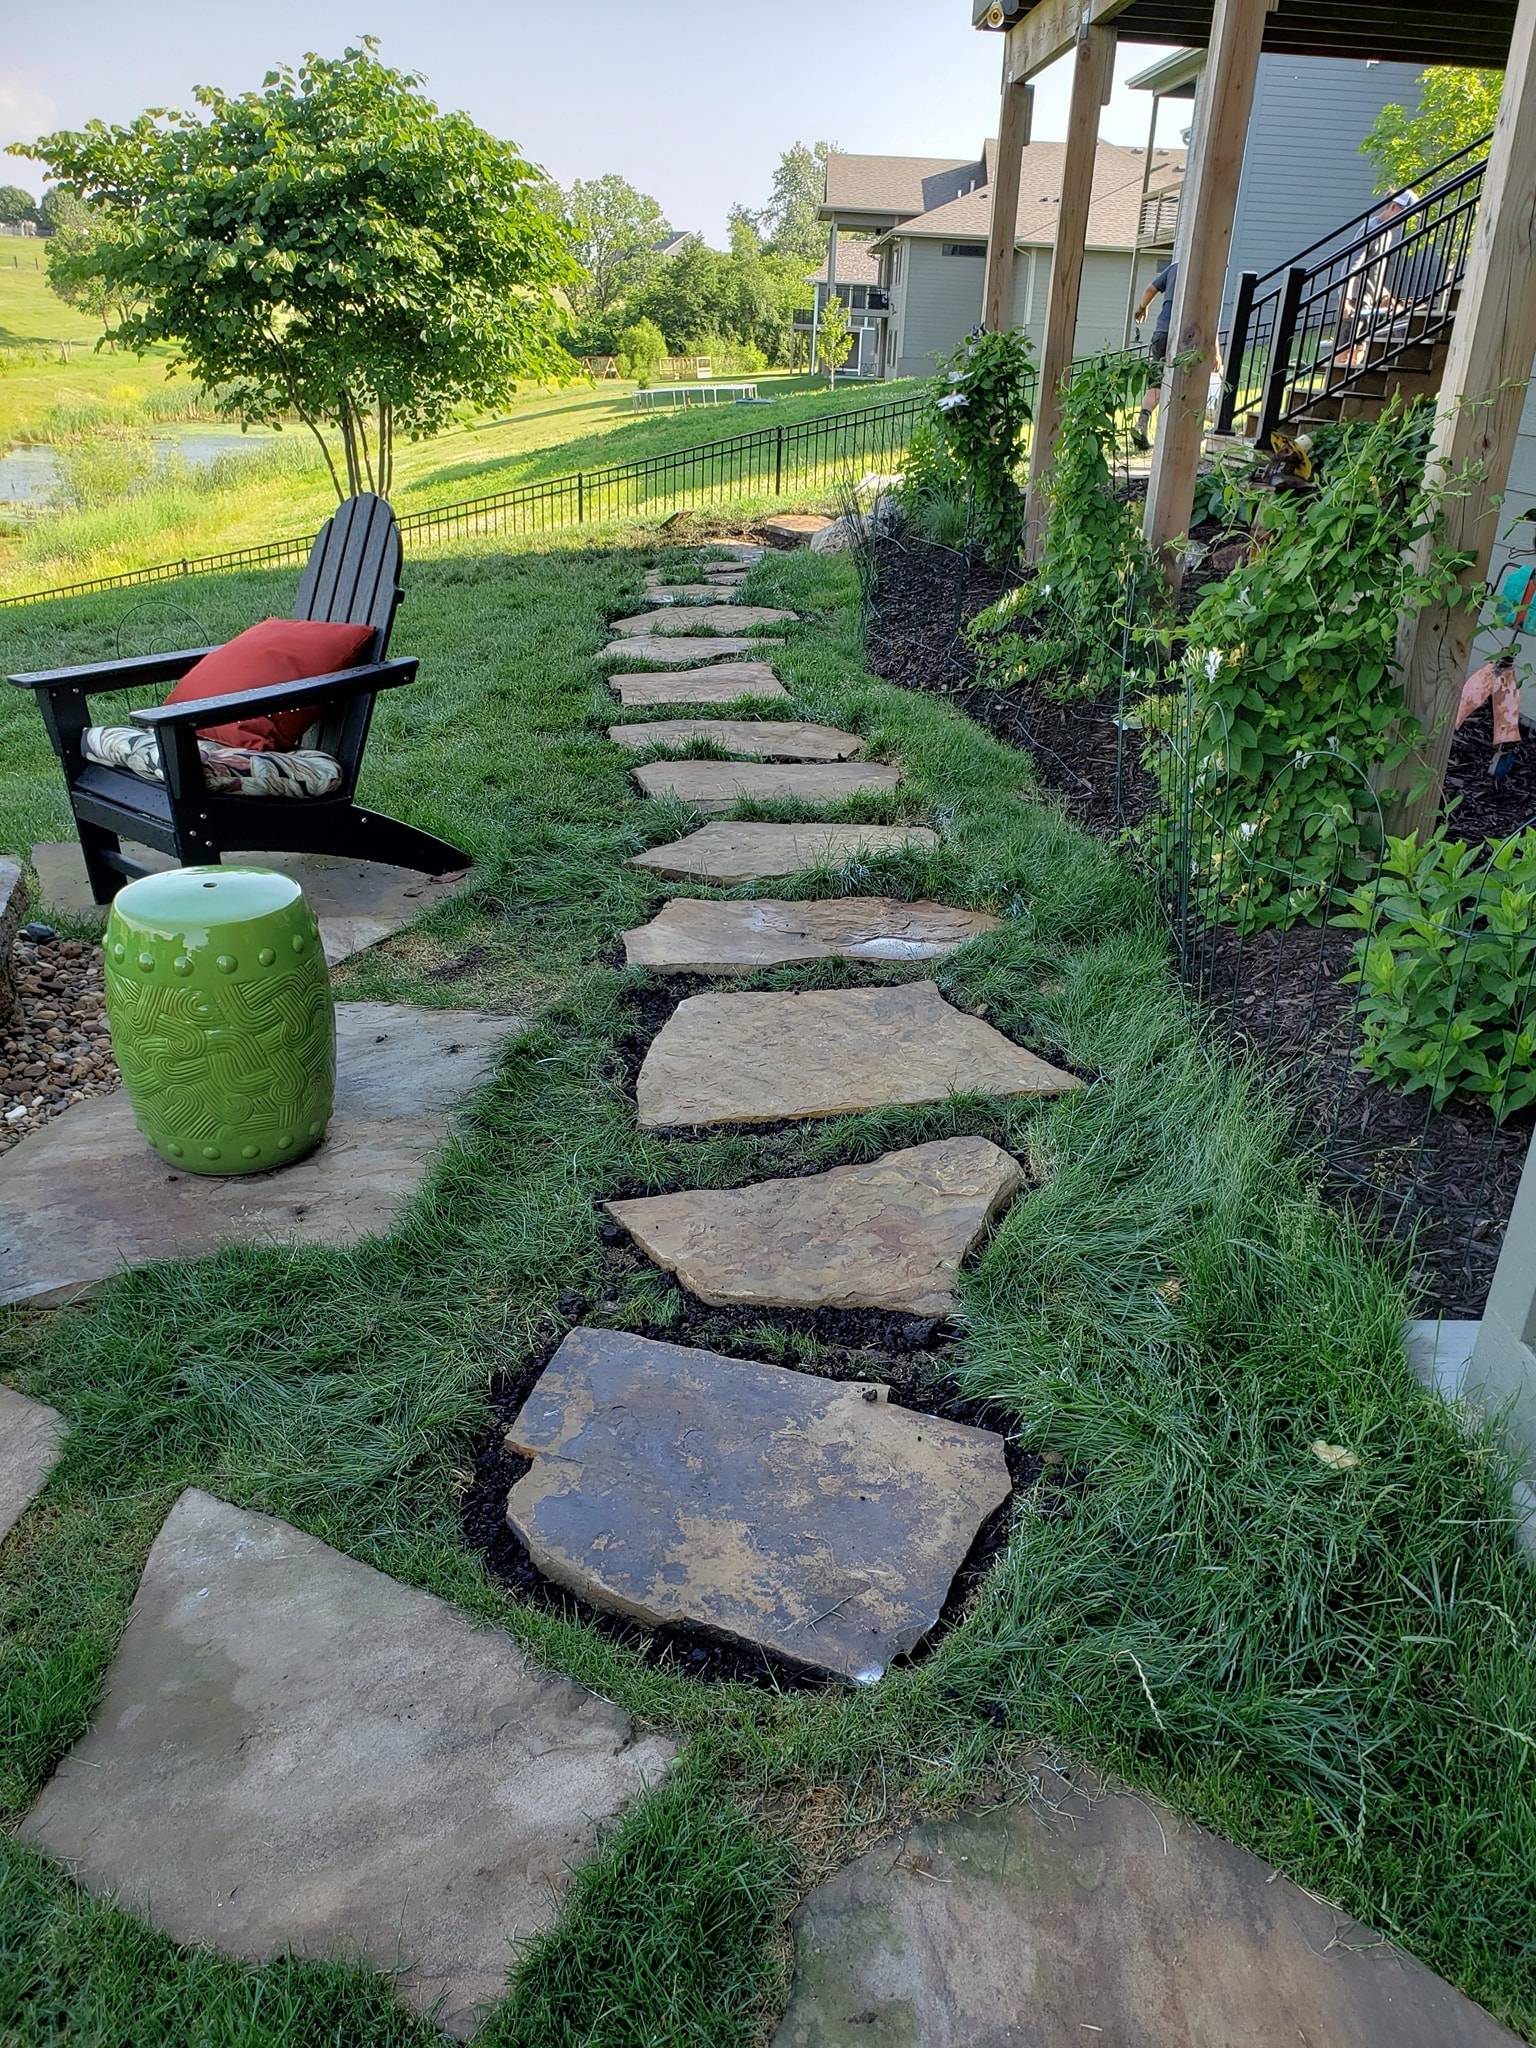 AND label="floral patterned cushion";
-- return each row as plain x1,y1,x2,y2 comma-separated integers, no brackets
82,725,343,799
